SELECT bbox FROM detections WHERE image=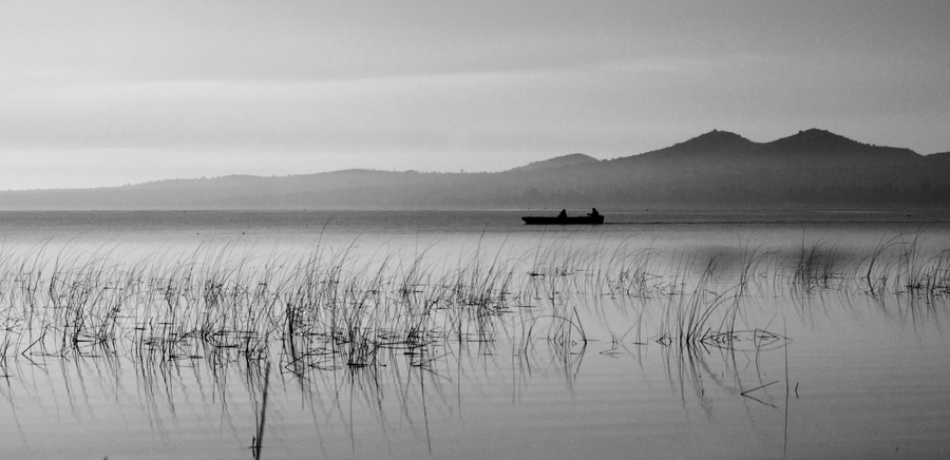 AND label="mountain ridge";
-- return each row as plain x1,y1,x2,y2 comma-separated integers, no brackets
3,128,950,210
758,128,920,163
509,153,598,172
